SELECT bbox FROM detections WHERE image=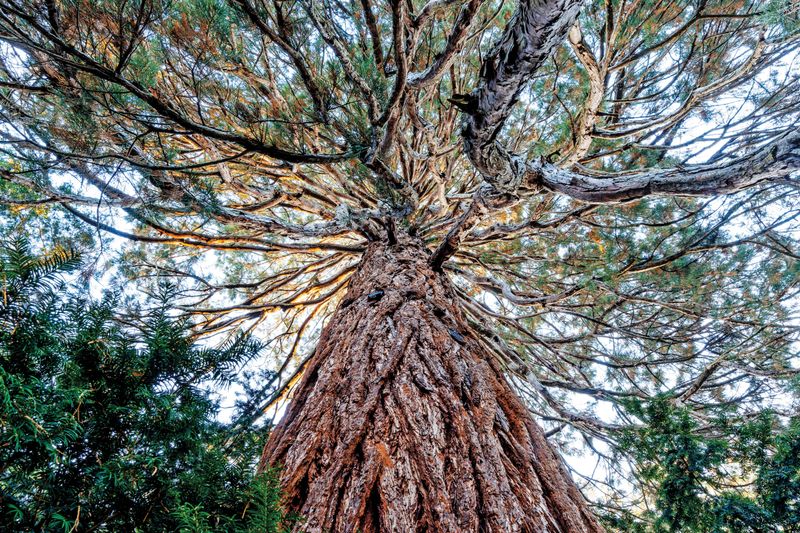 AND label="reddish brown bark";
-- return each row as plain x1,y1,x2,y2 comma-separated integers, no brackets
260,233,604,532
